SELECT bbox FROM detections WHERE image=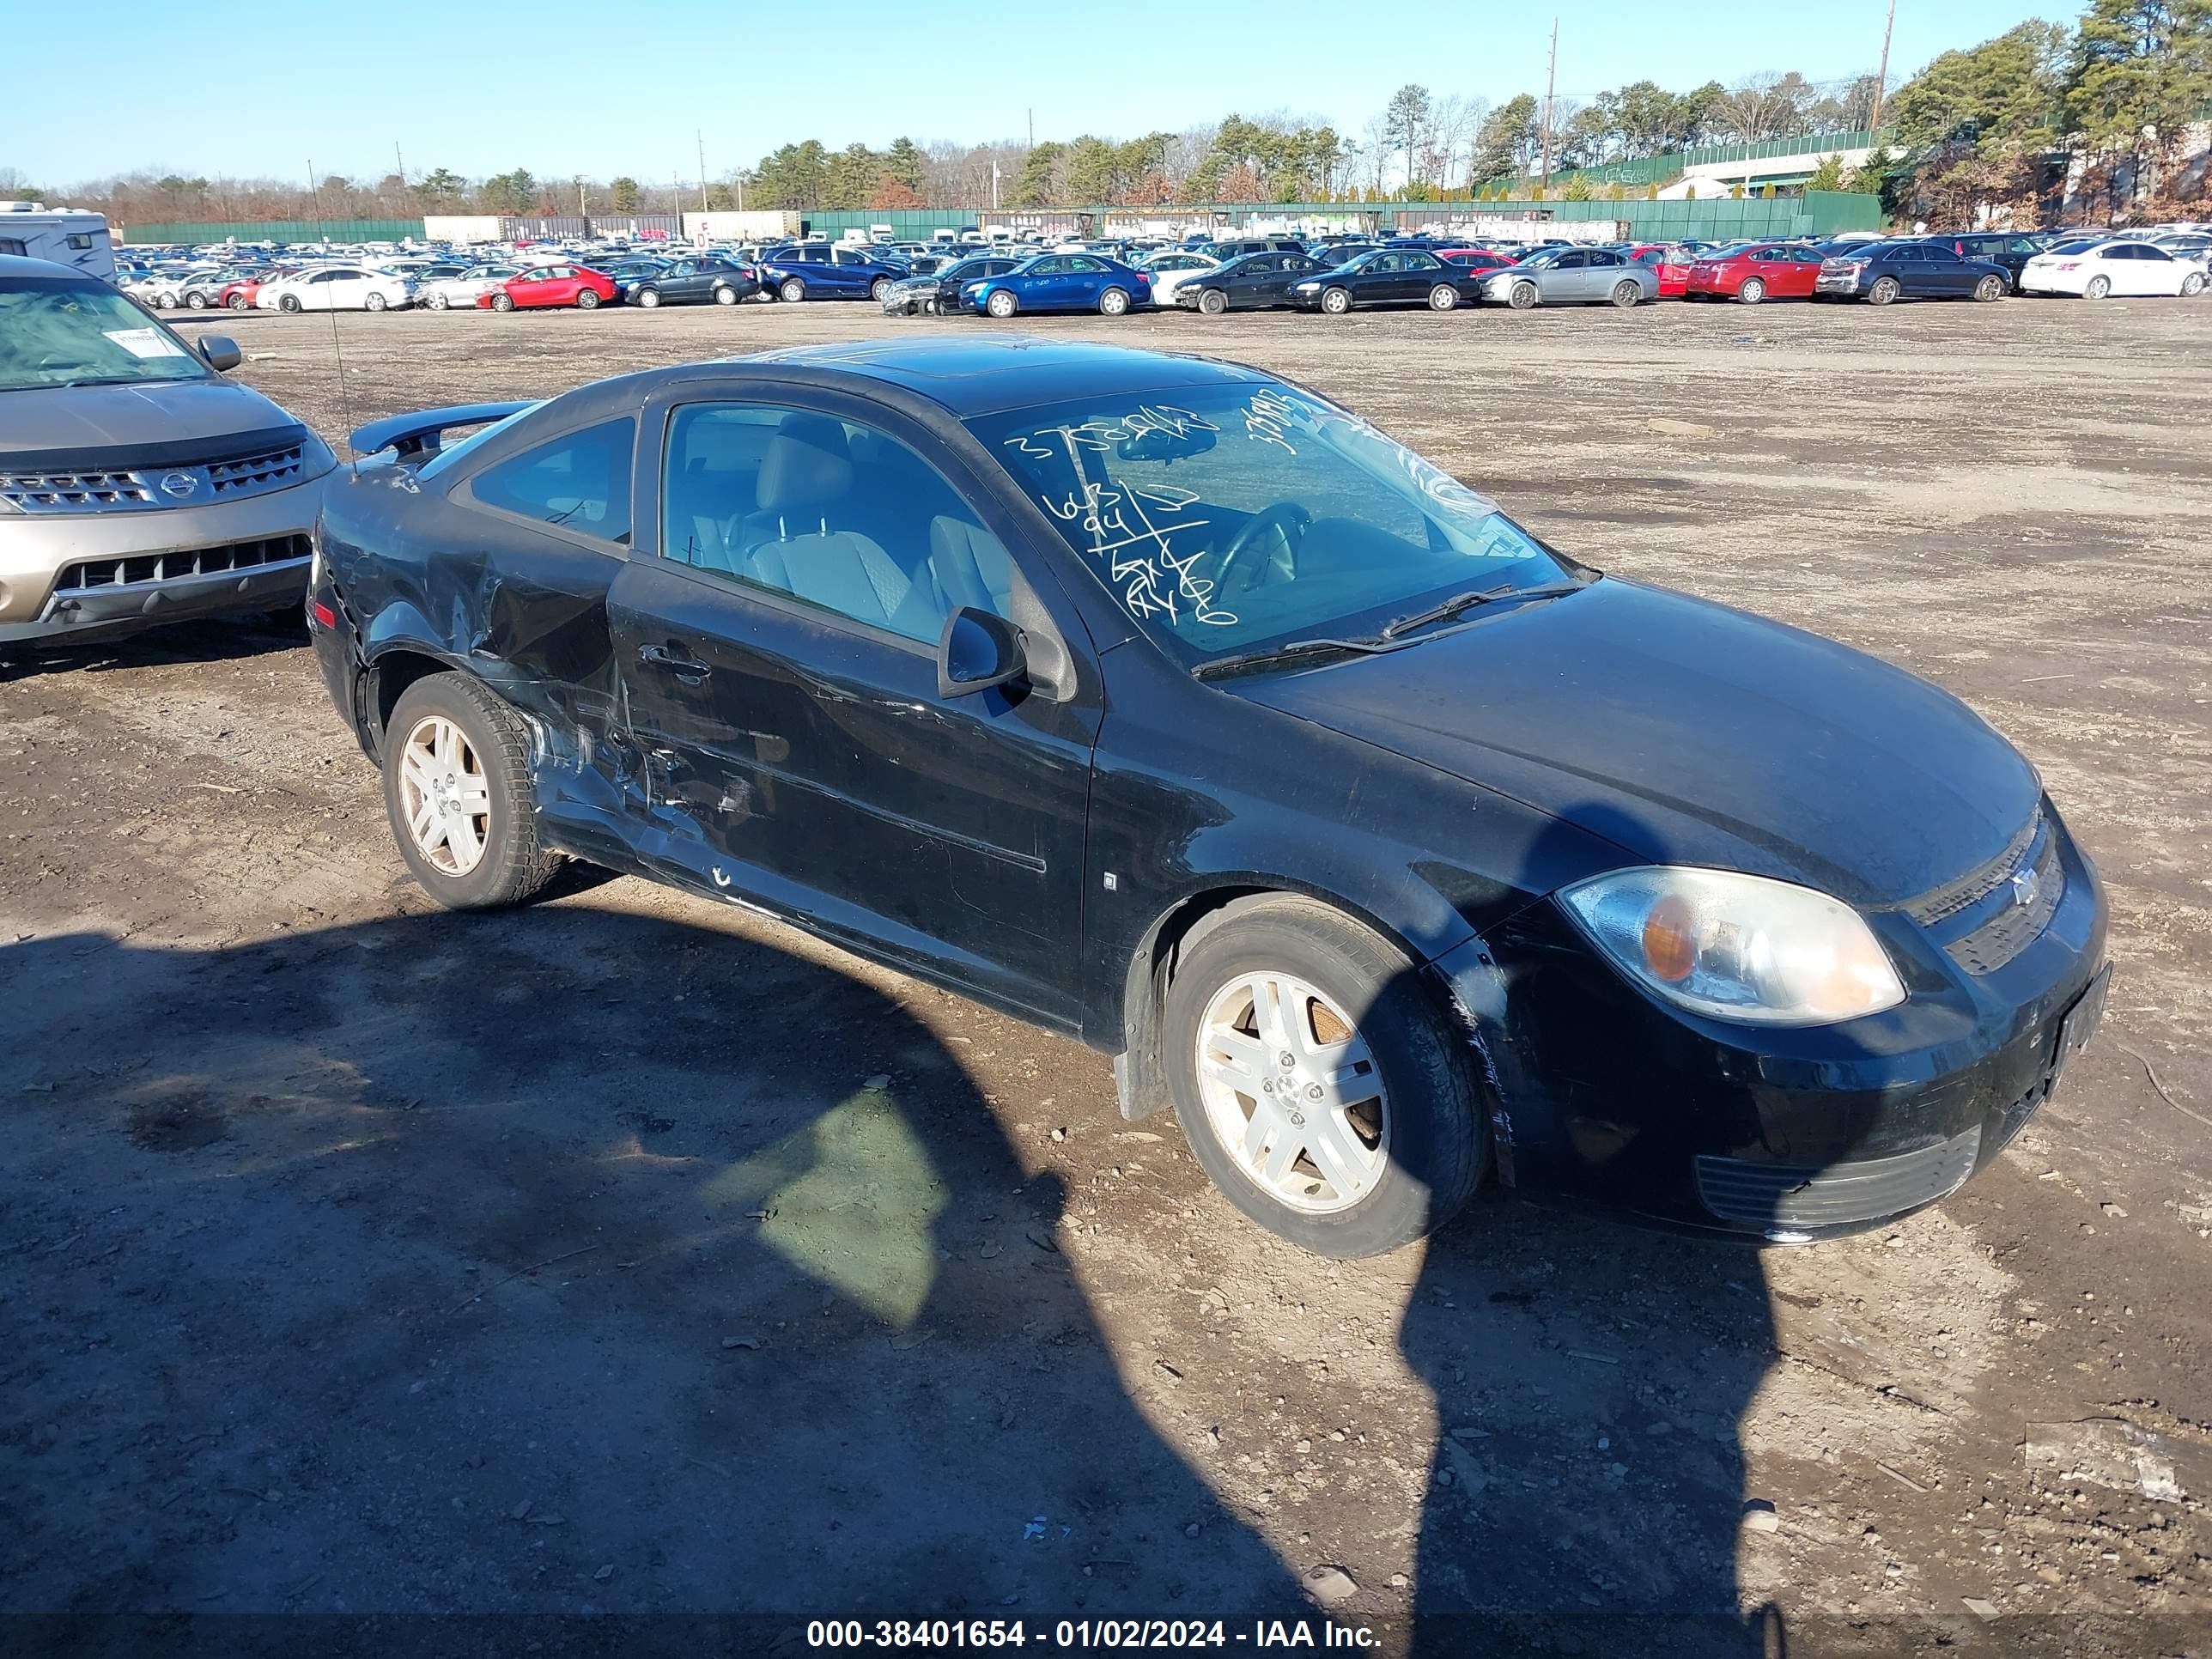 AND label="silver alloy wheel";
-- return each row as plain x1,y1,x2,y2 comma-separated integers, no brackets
1099,286,1129,314
1738,276,1765,304
1194,971,1389,1215
1428,283,1457,310
428,291,448,309
781,278,805,303
1321,287,1351,314
2083,275,2110,300
398,715,493,878
1509,282,1537,310
366,291,387,311
639,287,663,307
987,289,1018,317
